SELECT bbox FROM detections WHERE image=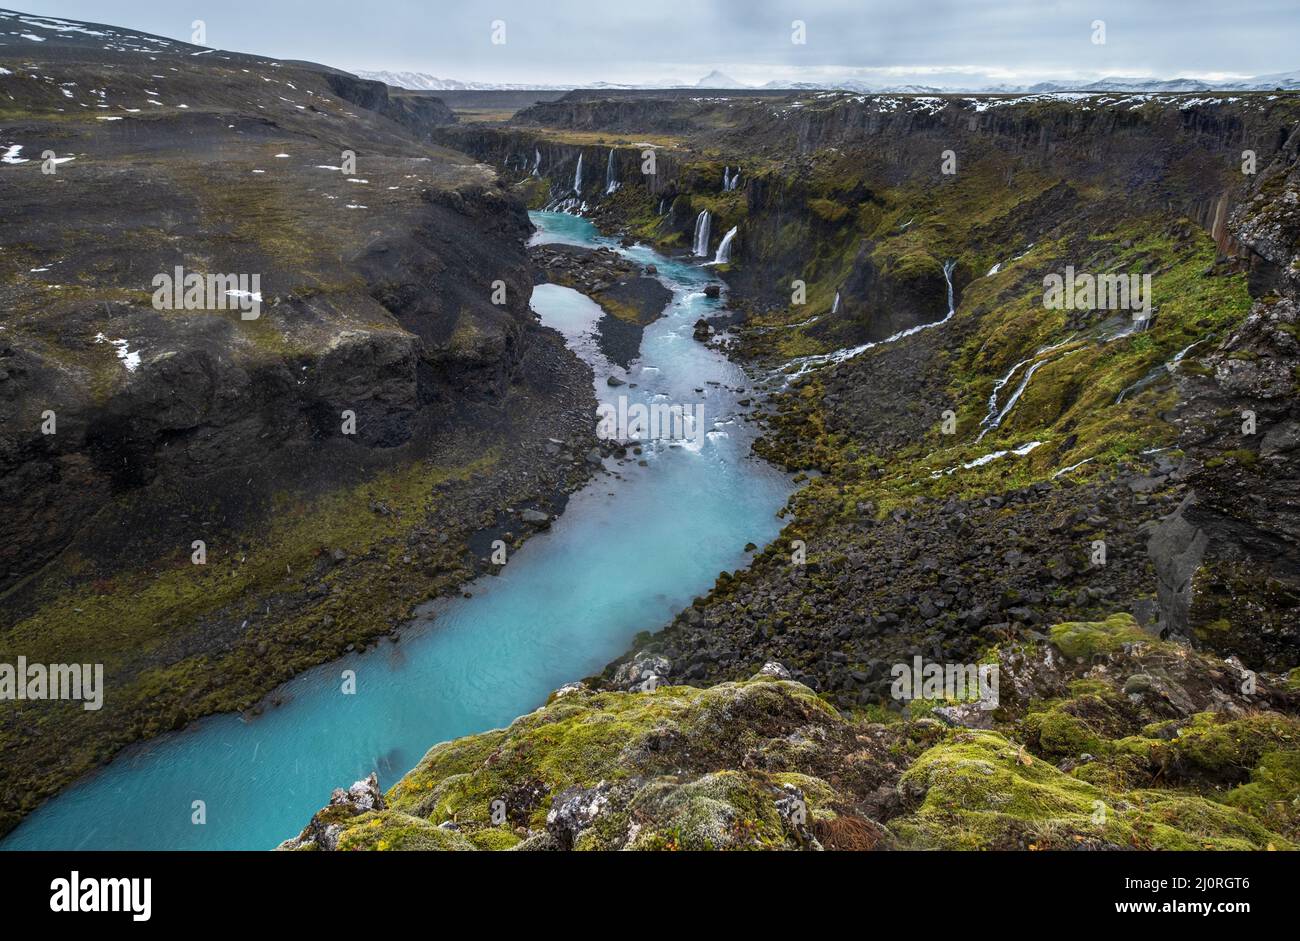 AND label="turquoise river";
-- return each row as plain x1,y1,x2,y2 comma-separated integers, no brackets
1,211,795,850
